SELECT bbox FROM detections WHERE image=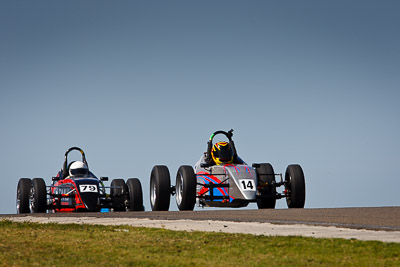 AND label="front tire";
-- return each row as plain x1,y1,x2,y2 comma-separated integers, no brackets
285,164,306,208
150,165,171,211
111,179,126,211
31,178,47,213
126,178,144,211
176,165,196,211
255,163,276,209
16,178,31,214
